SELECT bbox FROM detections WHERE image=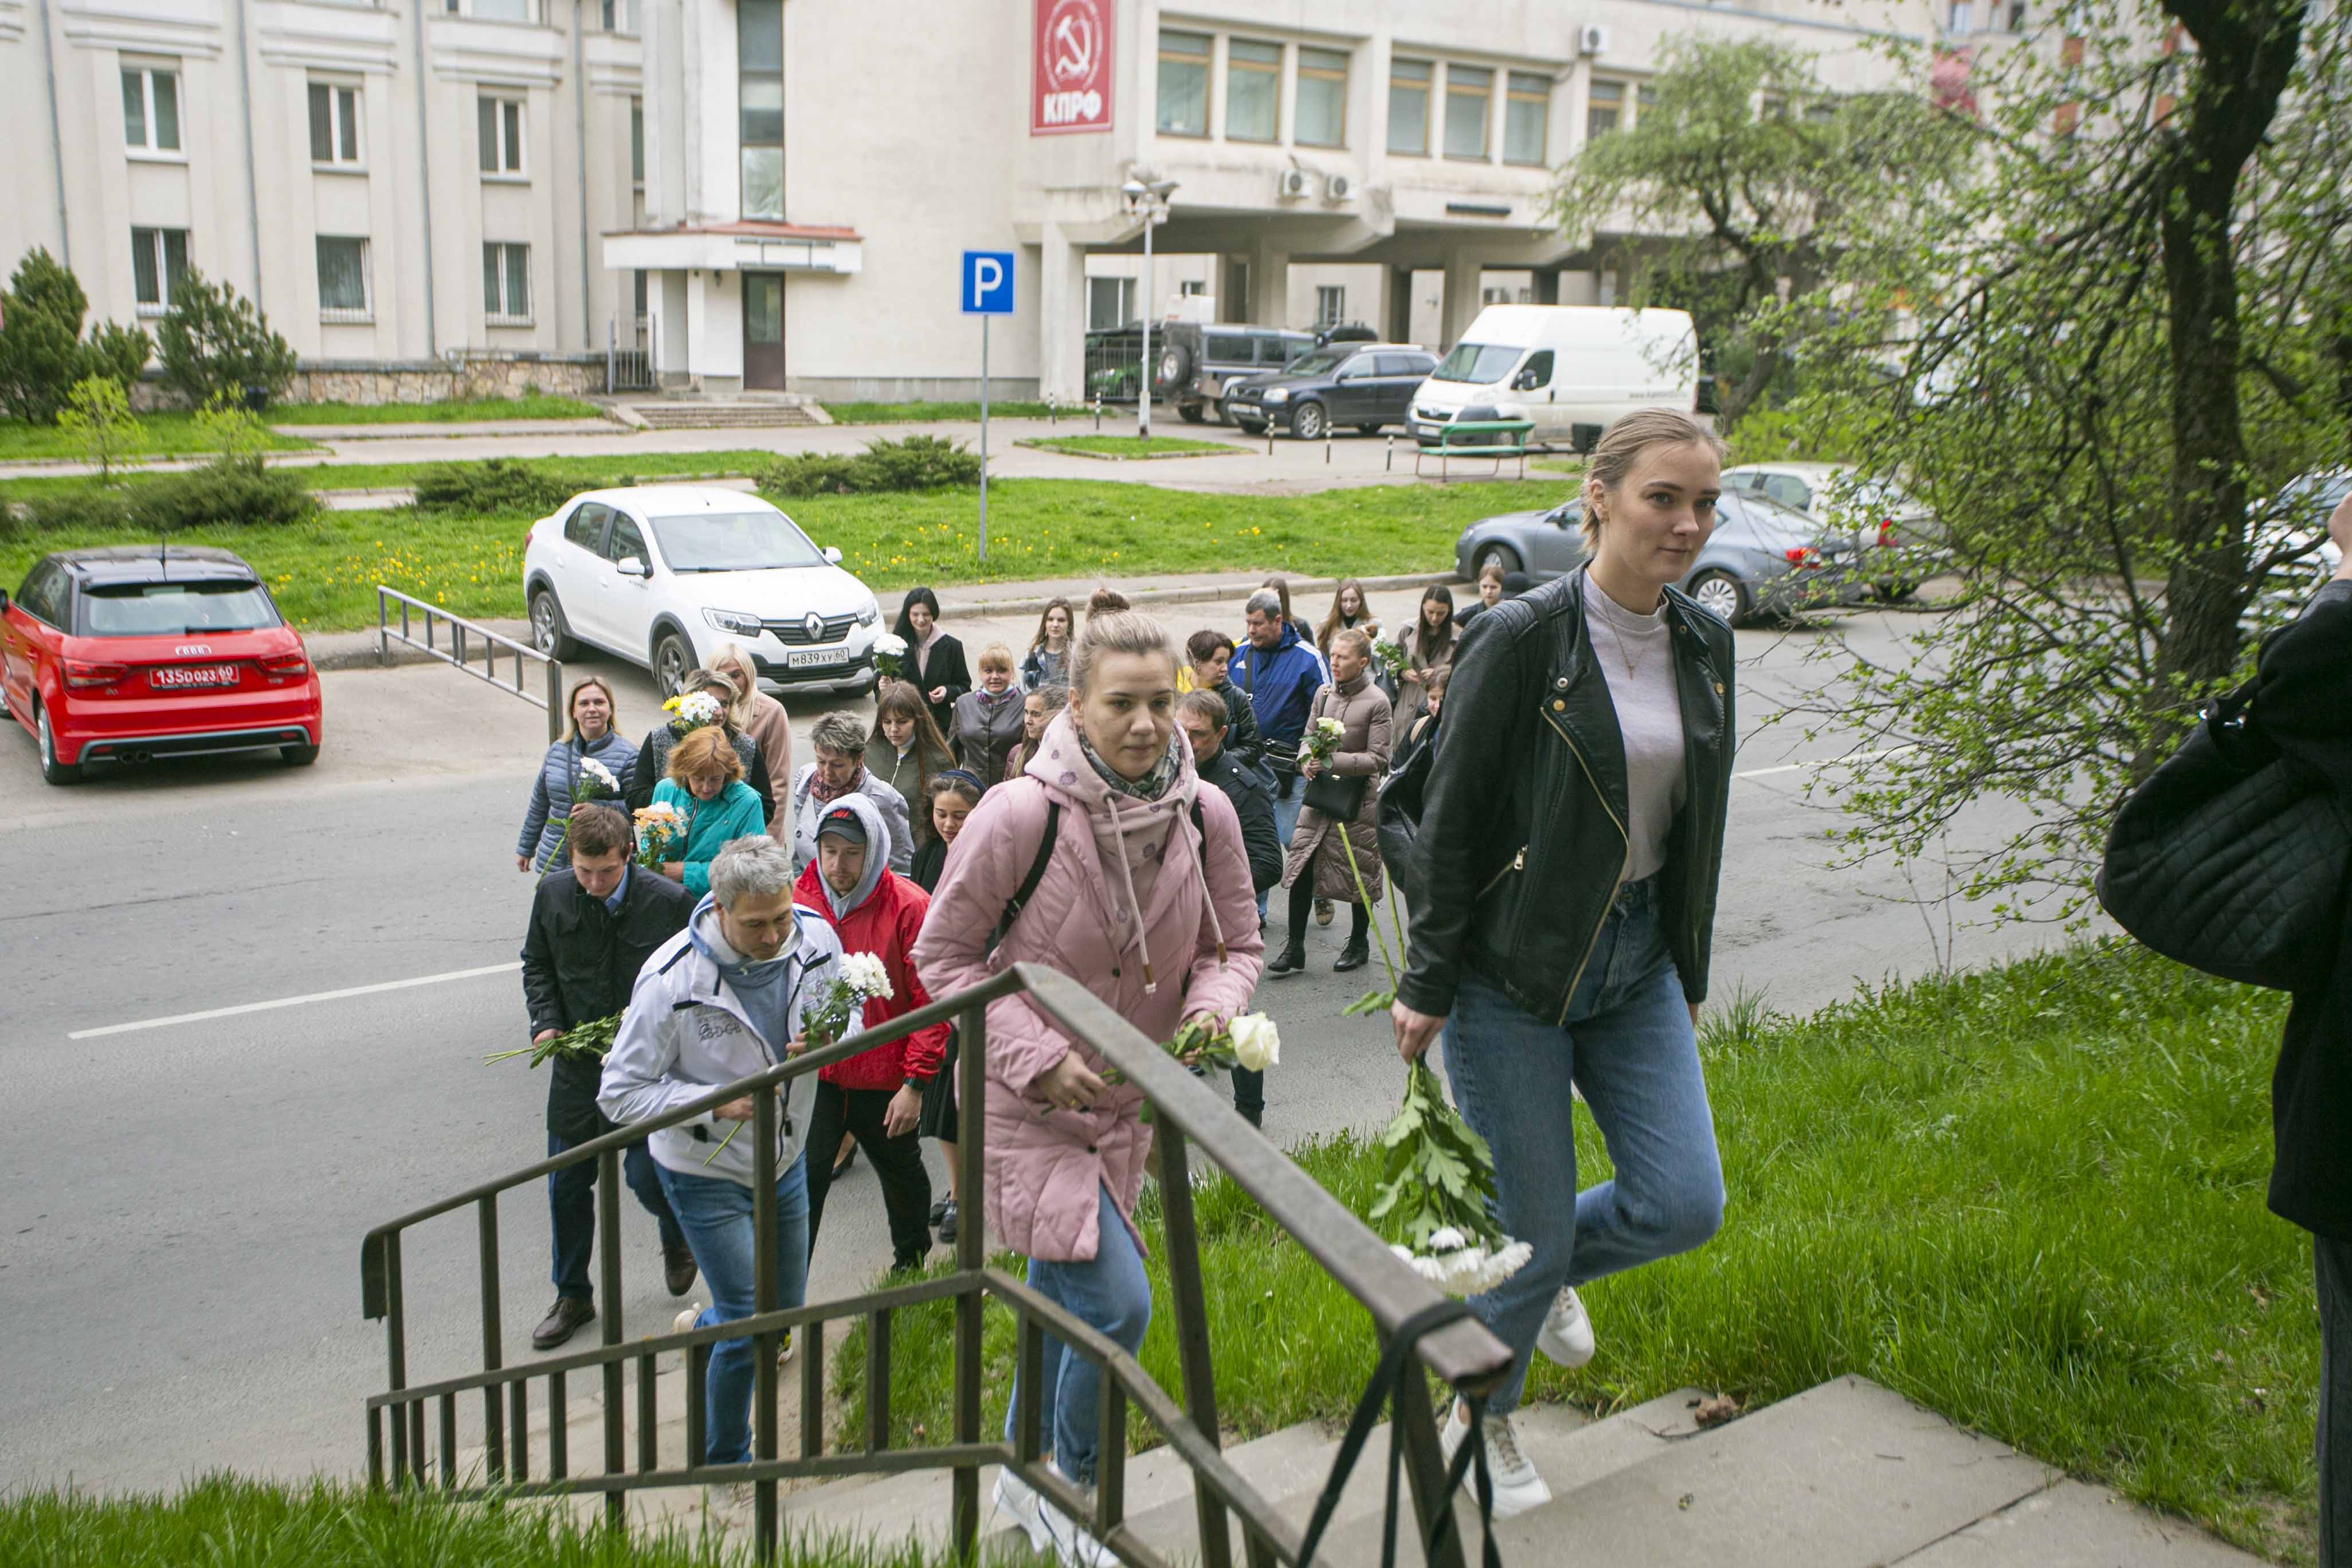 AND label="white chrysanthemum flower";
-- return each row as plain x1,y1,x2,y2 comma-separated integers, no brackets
668,691,724,729
874,633,908,657
579,757,621,795
840,952,894,1001
1226,1012,1280,1072
1397,1233,1531,1297
1427,1225,1465,1253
